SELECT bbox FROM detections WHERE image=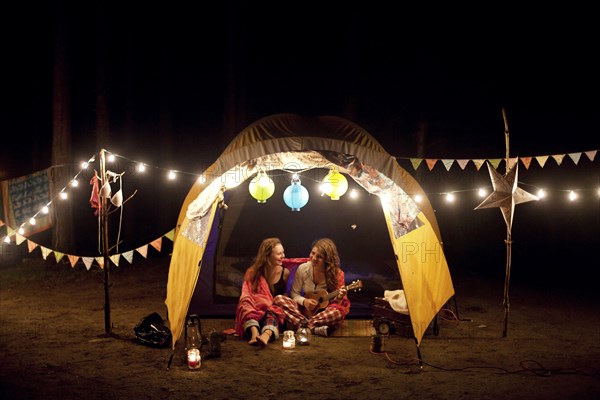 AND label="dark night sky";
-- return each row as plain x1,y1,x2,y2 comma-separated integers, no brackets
2,2,599,286
3,2,598,172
